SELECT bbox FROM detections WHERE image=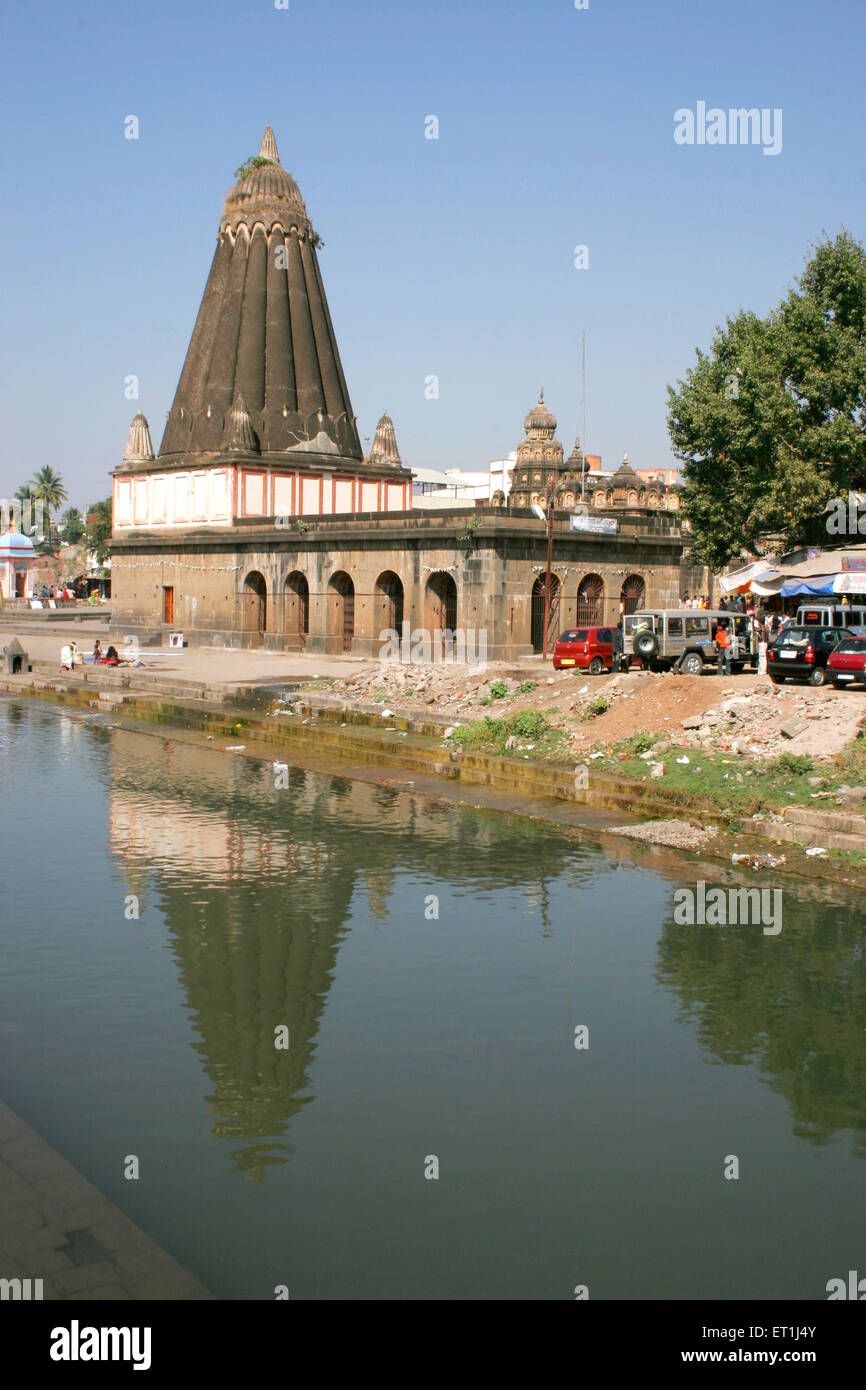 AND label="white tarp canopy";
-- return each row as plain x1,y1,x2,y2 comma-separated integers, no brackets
750,575,785,596
717,560,778,594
